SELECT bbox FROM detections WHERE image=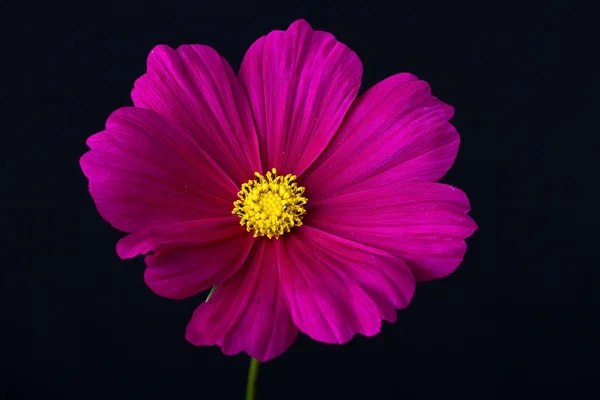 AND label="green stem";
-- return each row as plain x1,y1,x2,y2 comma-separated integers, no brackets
245,357,260,400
